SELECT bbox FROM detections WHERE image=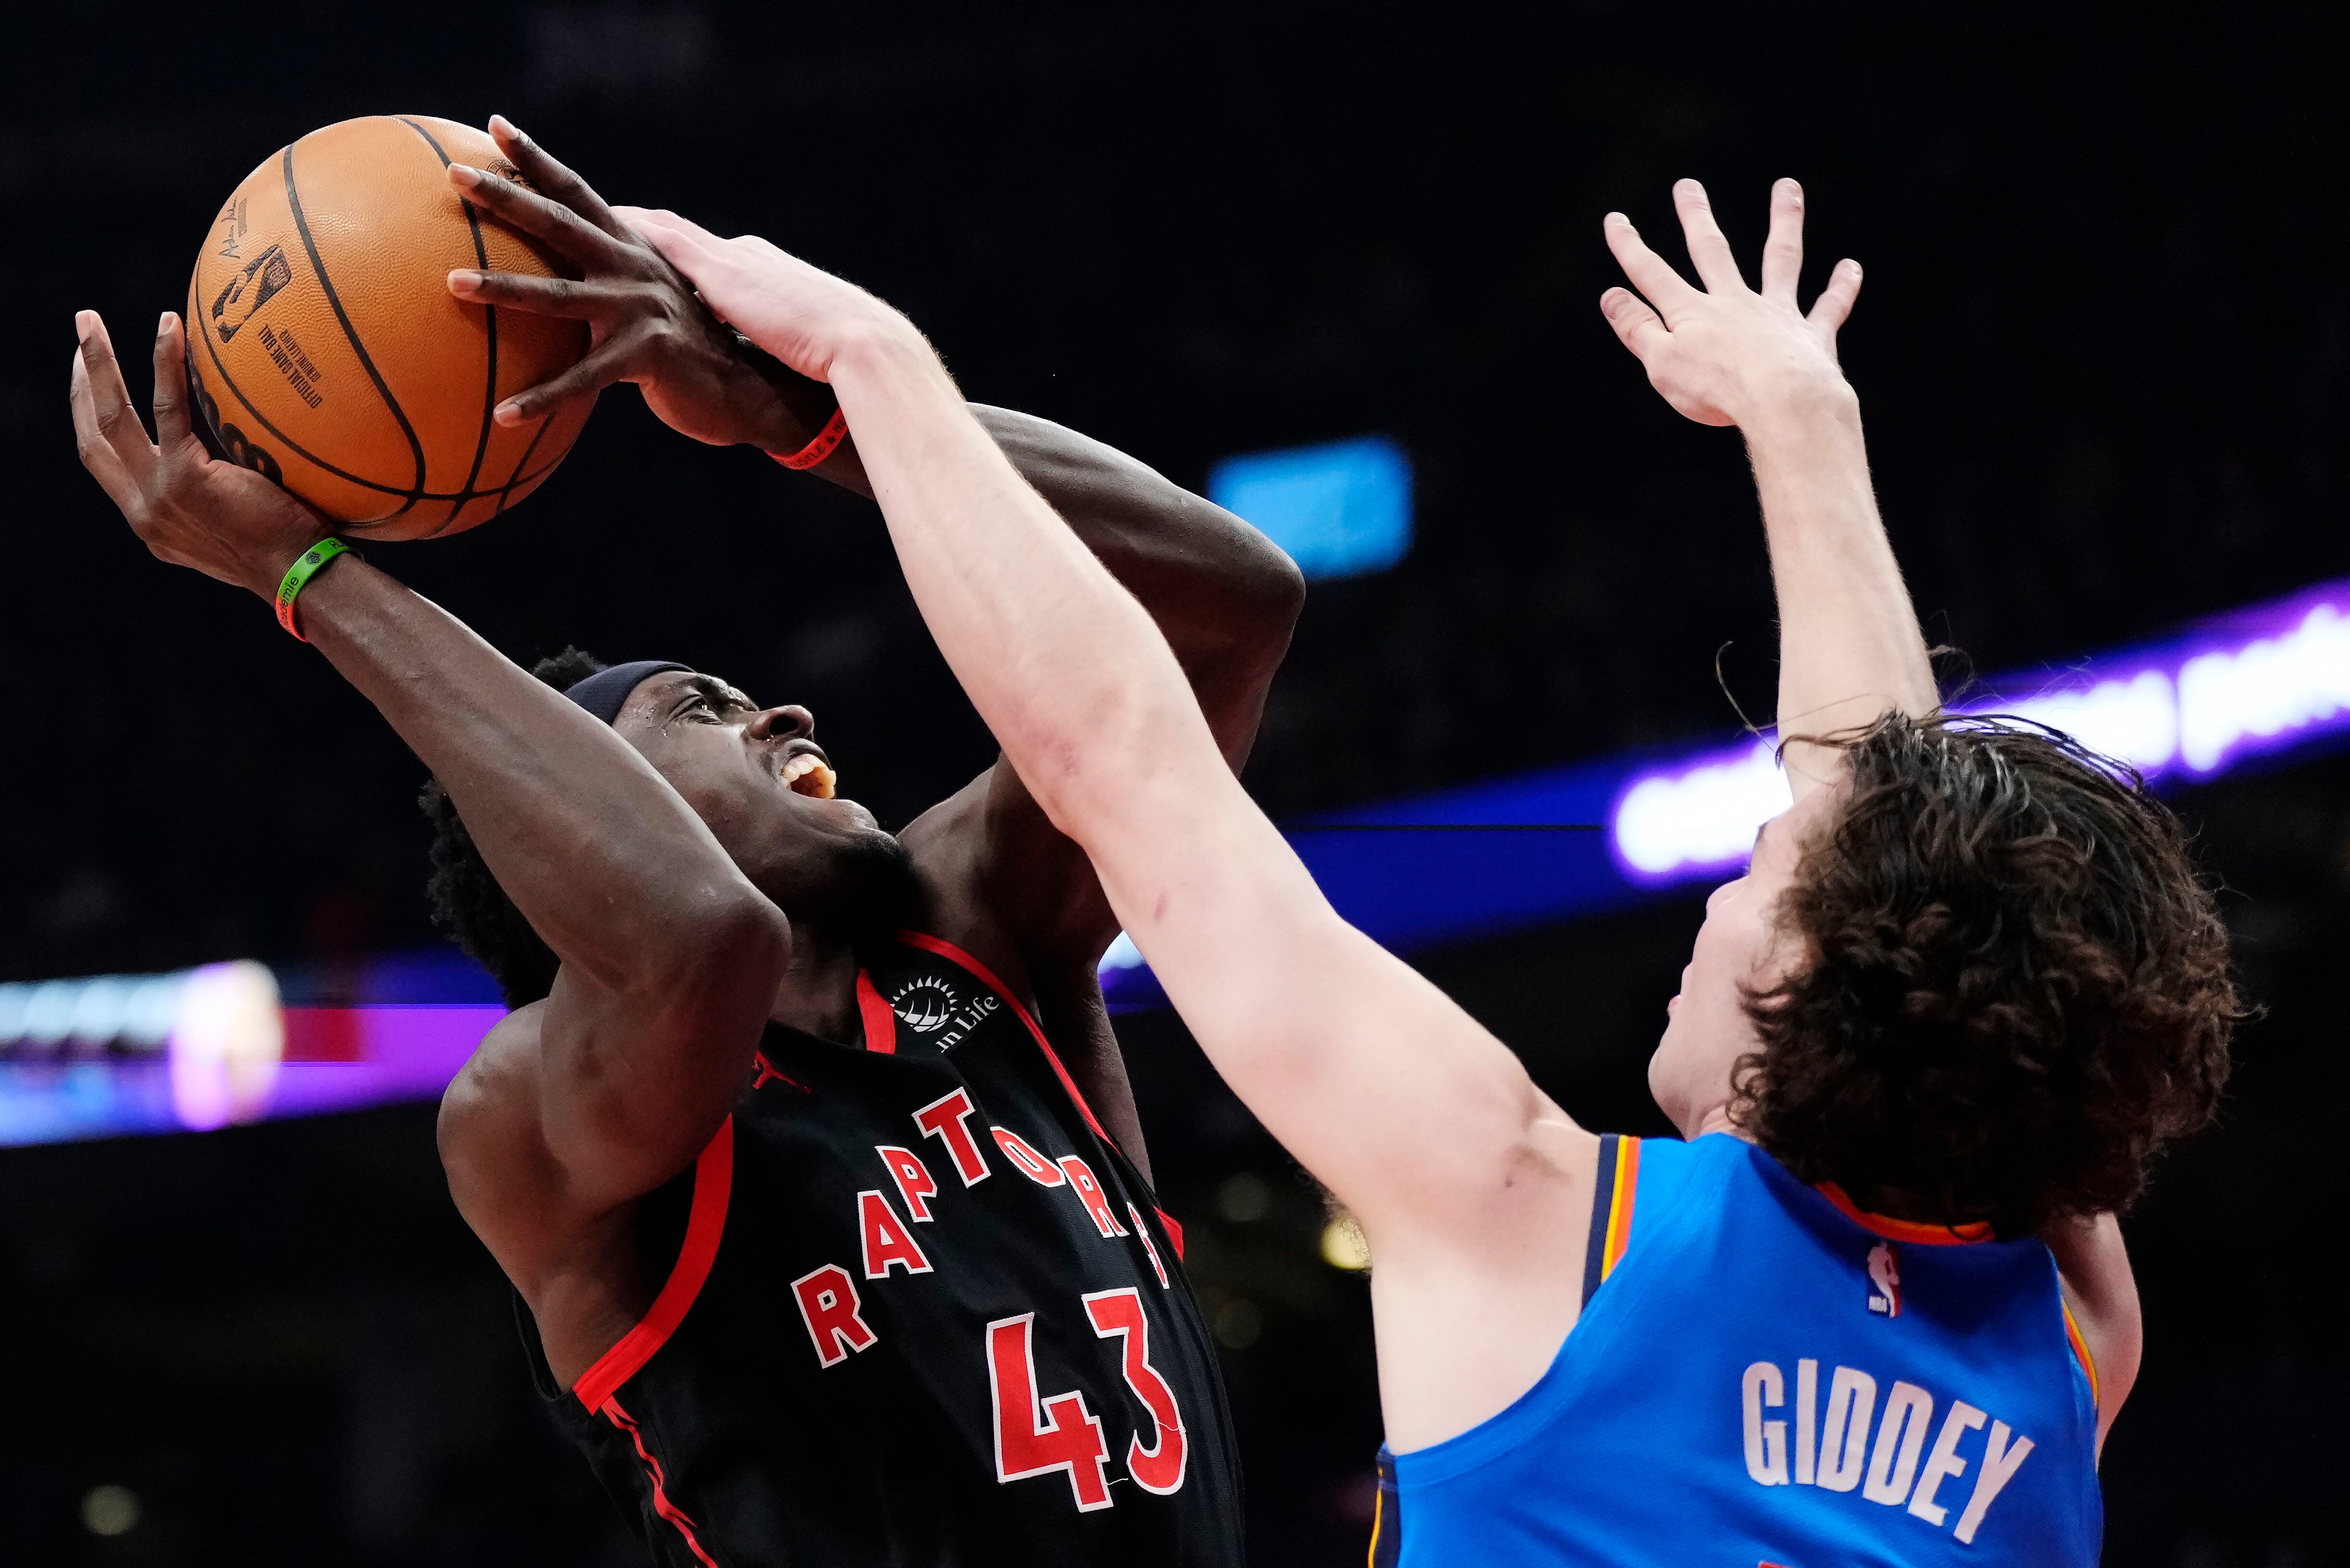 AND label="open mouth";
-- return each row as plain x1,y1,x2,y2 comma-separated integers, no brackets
780,752,838,800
